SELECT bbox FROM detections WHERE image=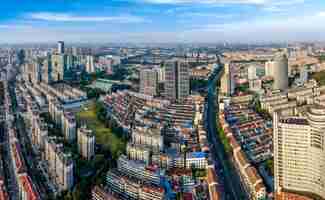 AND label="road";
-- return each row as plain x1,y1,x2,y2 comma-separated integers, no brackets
205,62,247,200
